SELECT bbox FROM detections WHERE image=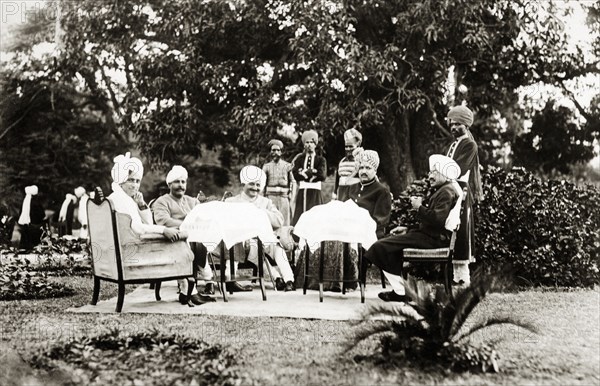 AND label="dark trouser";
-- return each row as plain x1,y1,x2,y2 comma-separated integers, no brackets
365,230,449,276
189,242,207,276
